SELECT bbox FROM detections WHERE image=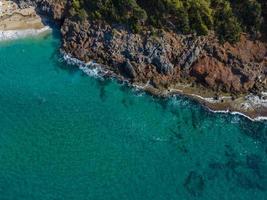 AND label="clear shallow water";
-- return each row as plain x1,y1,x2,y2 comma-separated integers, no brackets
0,34,266,200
